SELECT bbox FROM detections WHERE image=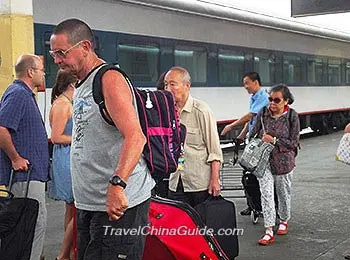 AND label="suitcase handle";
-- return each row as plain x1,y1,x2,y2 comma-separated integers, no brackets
8,164,32,198
0,189,14,199
205,195,224,202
